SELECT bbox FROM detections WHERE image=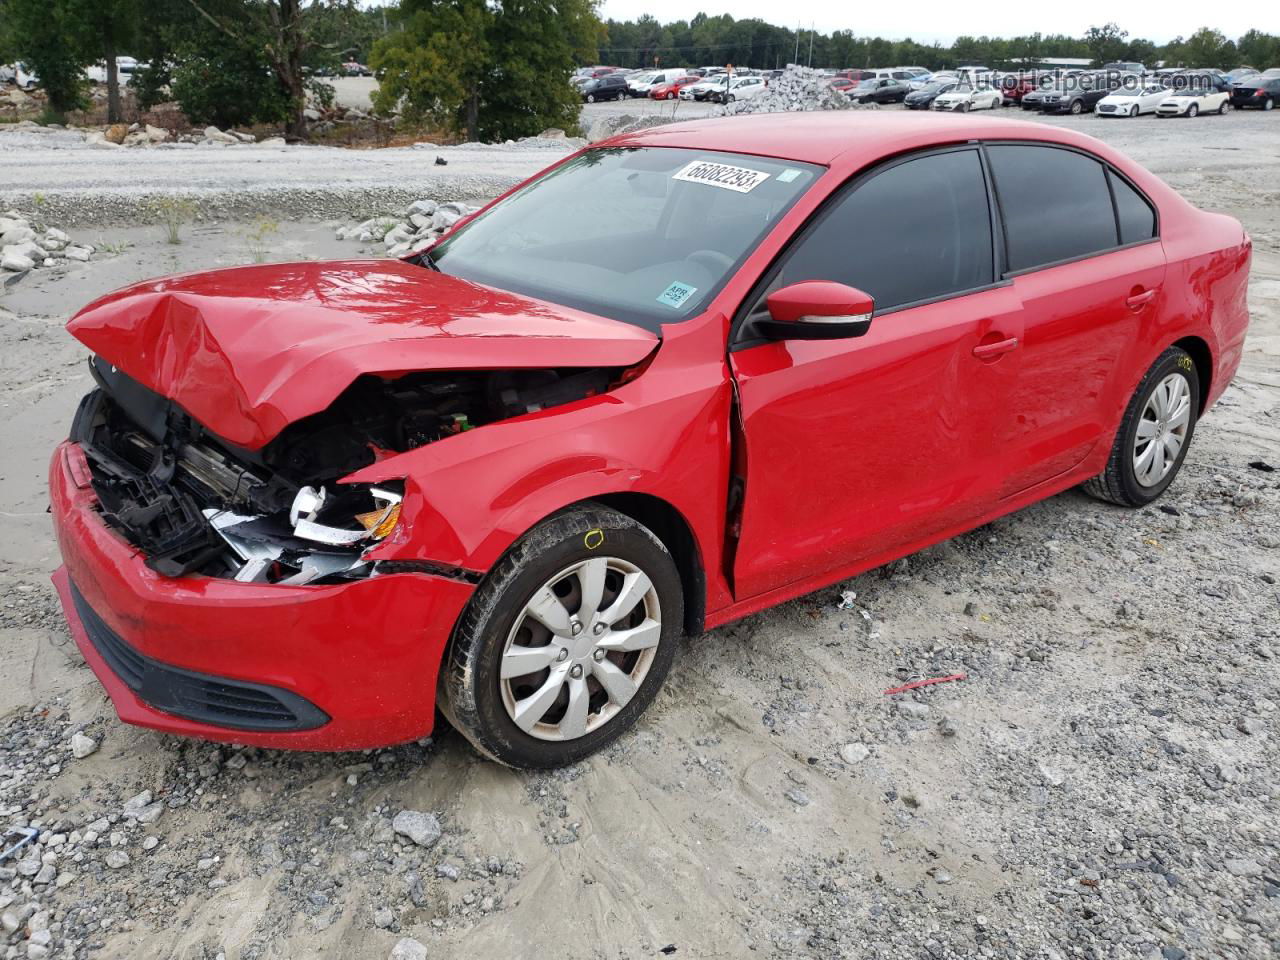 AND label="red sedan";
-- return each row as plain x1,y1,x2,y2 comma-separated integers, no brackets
649,75,701,99
51,114,1251,767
